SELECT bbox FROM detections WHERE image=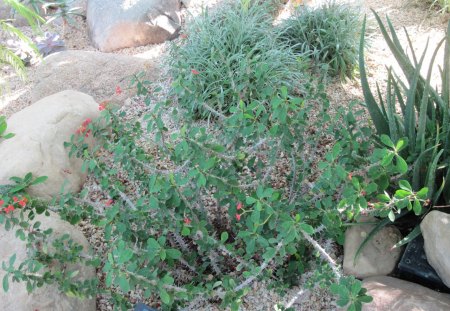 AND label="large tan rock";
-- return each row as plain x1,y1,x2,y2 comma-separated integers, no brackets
421,210,450,287
343,217,403,278
87,0,181,52
0,211,96,311
0,90,99,199
31,50,160,104
362,276,450,311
